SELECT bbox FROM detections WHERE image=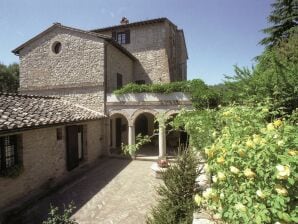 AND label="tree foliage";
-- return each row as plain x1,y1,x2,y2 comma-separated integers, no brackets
0,63,19,92
224,27,298,111
260,0,298,48
147,149,199,224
